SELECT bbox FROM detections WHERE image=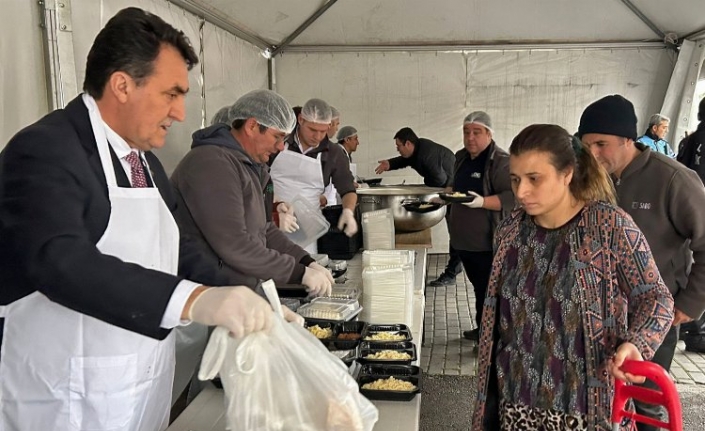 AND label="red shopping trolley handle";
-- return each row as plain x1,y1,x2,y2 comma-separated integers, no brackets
611,360,682,431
